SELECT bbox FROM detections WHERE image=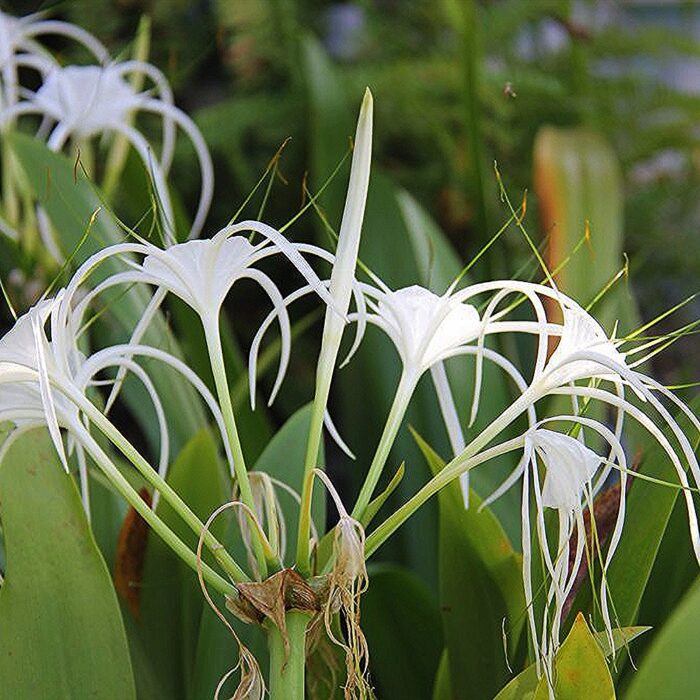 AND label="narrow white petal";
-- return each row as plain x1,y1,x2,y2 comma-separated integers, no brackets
324,409,356,460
